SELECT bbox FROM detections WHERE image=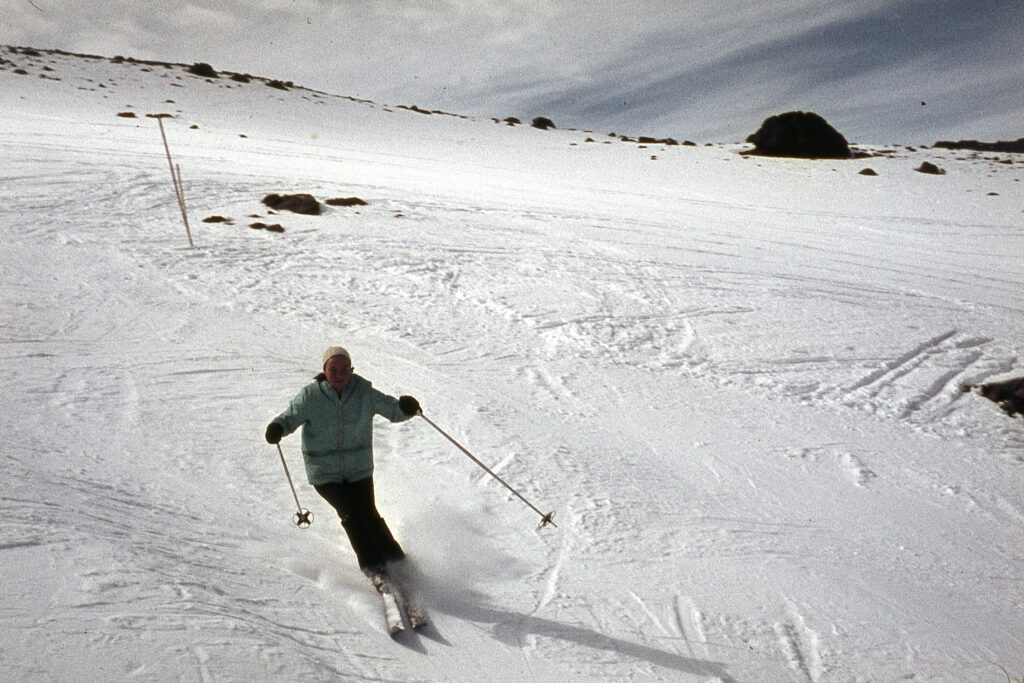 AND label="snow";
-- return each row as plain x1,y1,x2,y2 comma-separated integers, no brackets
2,48,1023,682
